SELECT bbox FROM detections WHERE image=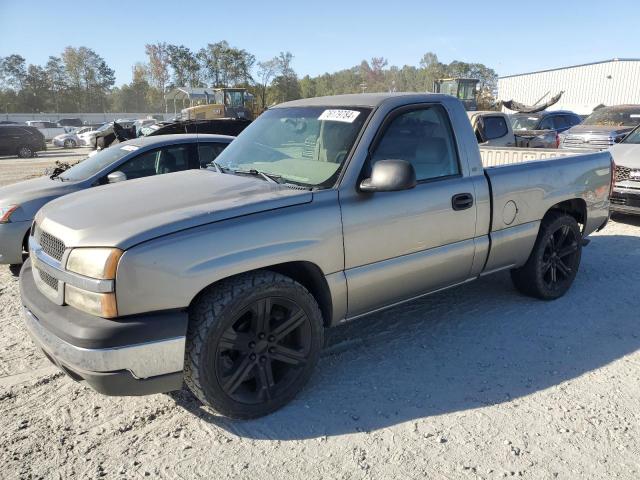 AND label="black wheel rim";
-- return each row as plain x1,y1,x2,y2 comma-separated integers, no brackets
215,297,312,404
542,225,579,289
19,147,31,157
